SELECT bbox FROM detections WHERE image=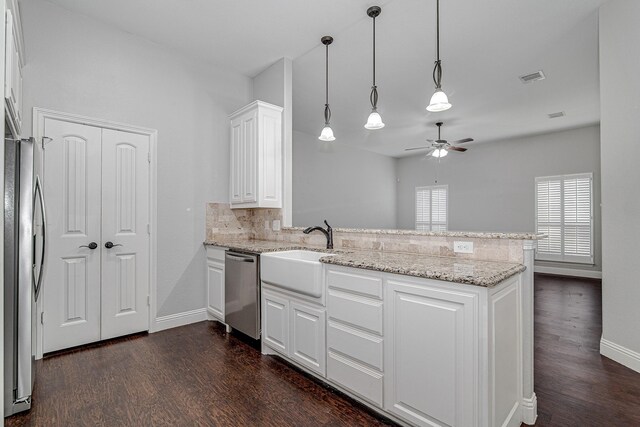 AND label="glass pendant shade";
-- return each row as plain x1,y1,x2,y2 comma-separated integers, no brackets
364,111,385,130
431,148,448,158
318,126,336,141
427,89,452,112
